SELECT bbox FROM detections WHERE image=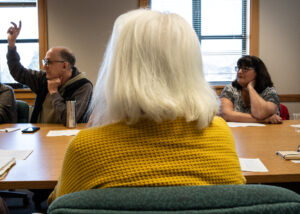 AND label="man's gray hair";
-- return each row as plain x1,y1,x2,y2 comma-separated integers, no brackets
60,48,76,68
